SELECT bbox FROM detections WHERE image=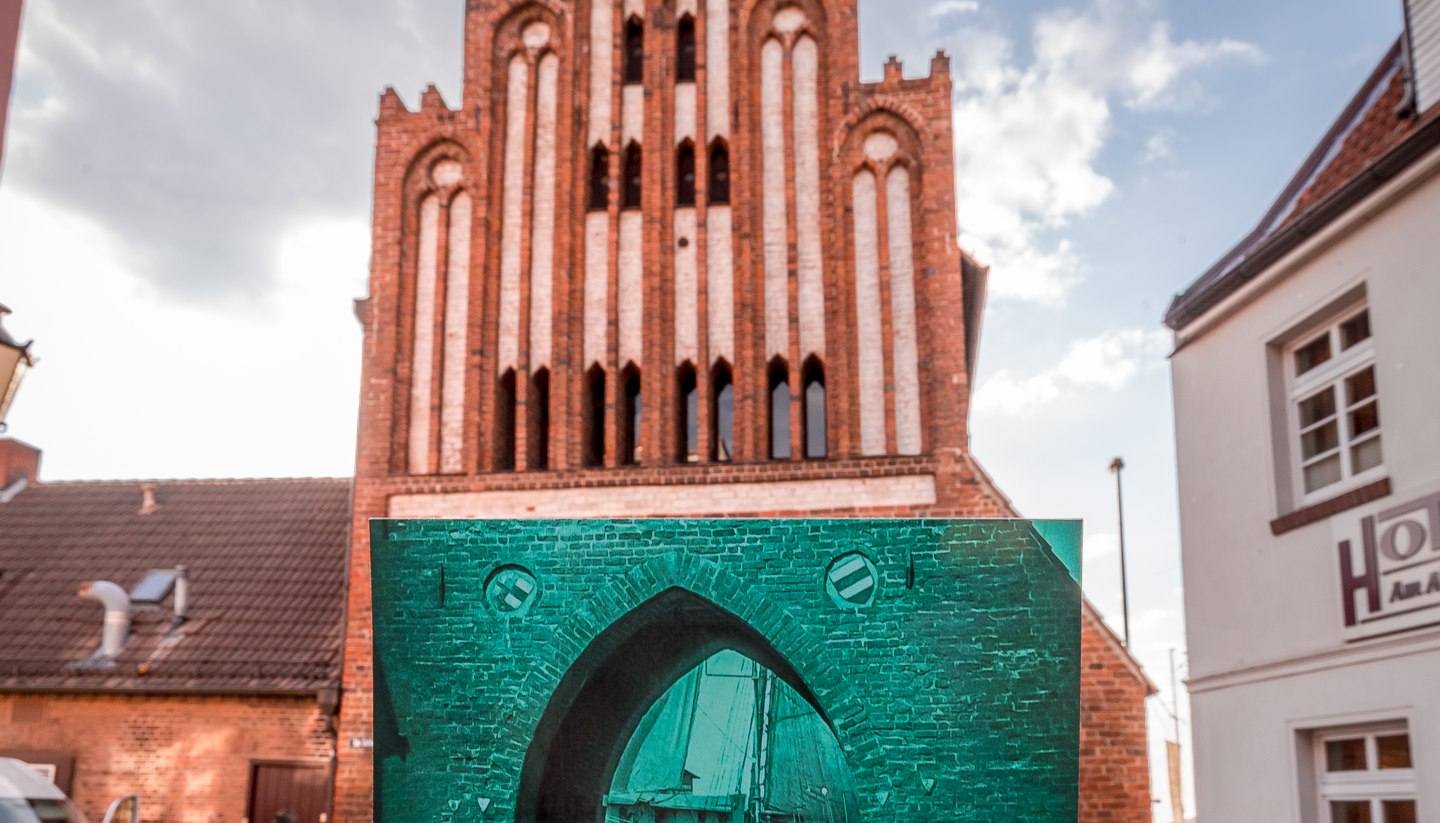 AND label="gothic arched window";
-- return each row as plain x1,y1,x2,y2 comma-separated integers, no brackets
589,144,610,212
623,143,643,210
677,363,698,463
803,357,827,459
529,368,550,471
769,358,791,460
711,361,735,462
624,17,645,85
584,365,606,467
496,369,517,471
676,15,697,83
708,140,730,205
619,364,642,465
676,142,697,207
